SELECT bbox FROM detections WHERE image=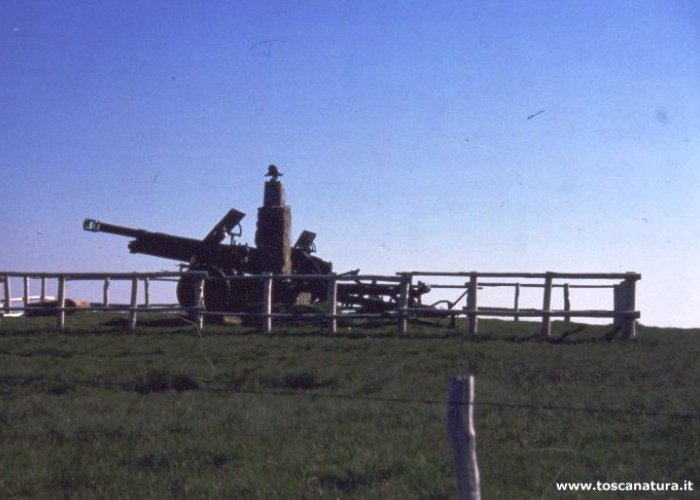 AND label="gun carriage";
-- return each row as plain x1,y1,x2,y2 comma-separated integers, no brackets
83,167,429,315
